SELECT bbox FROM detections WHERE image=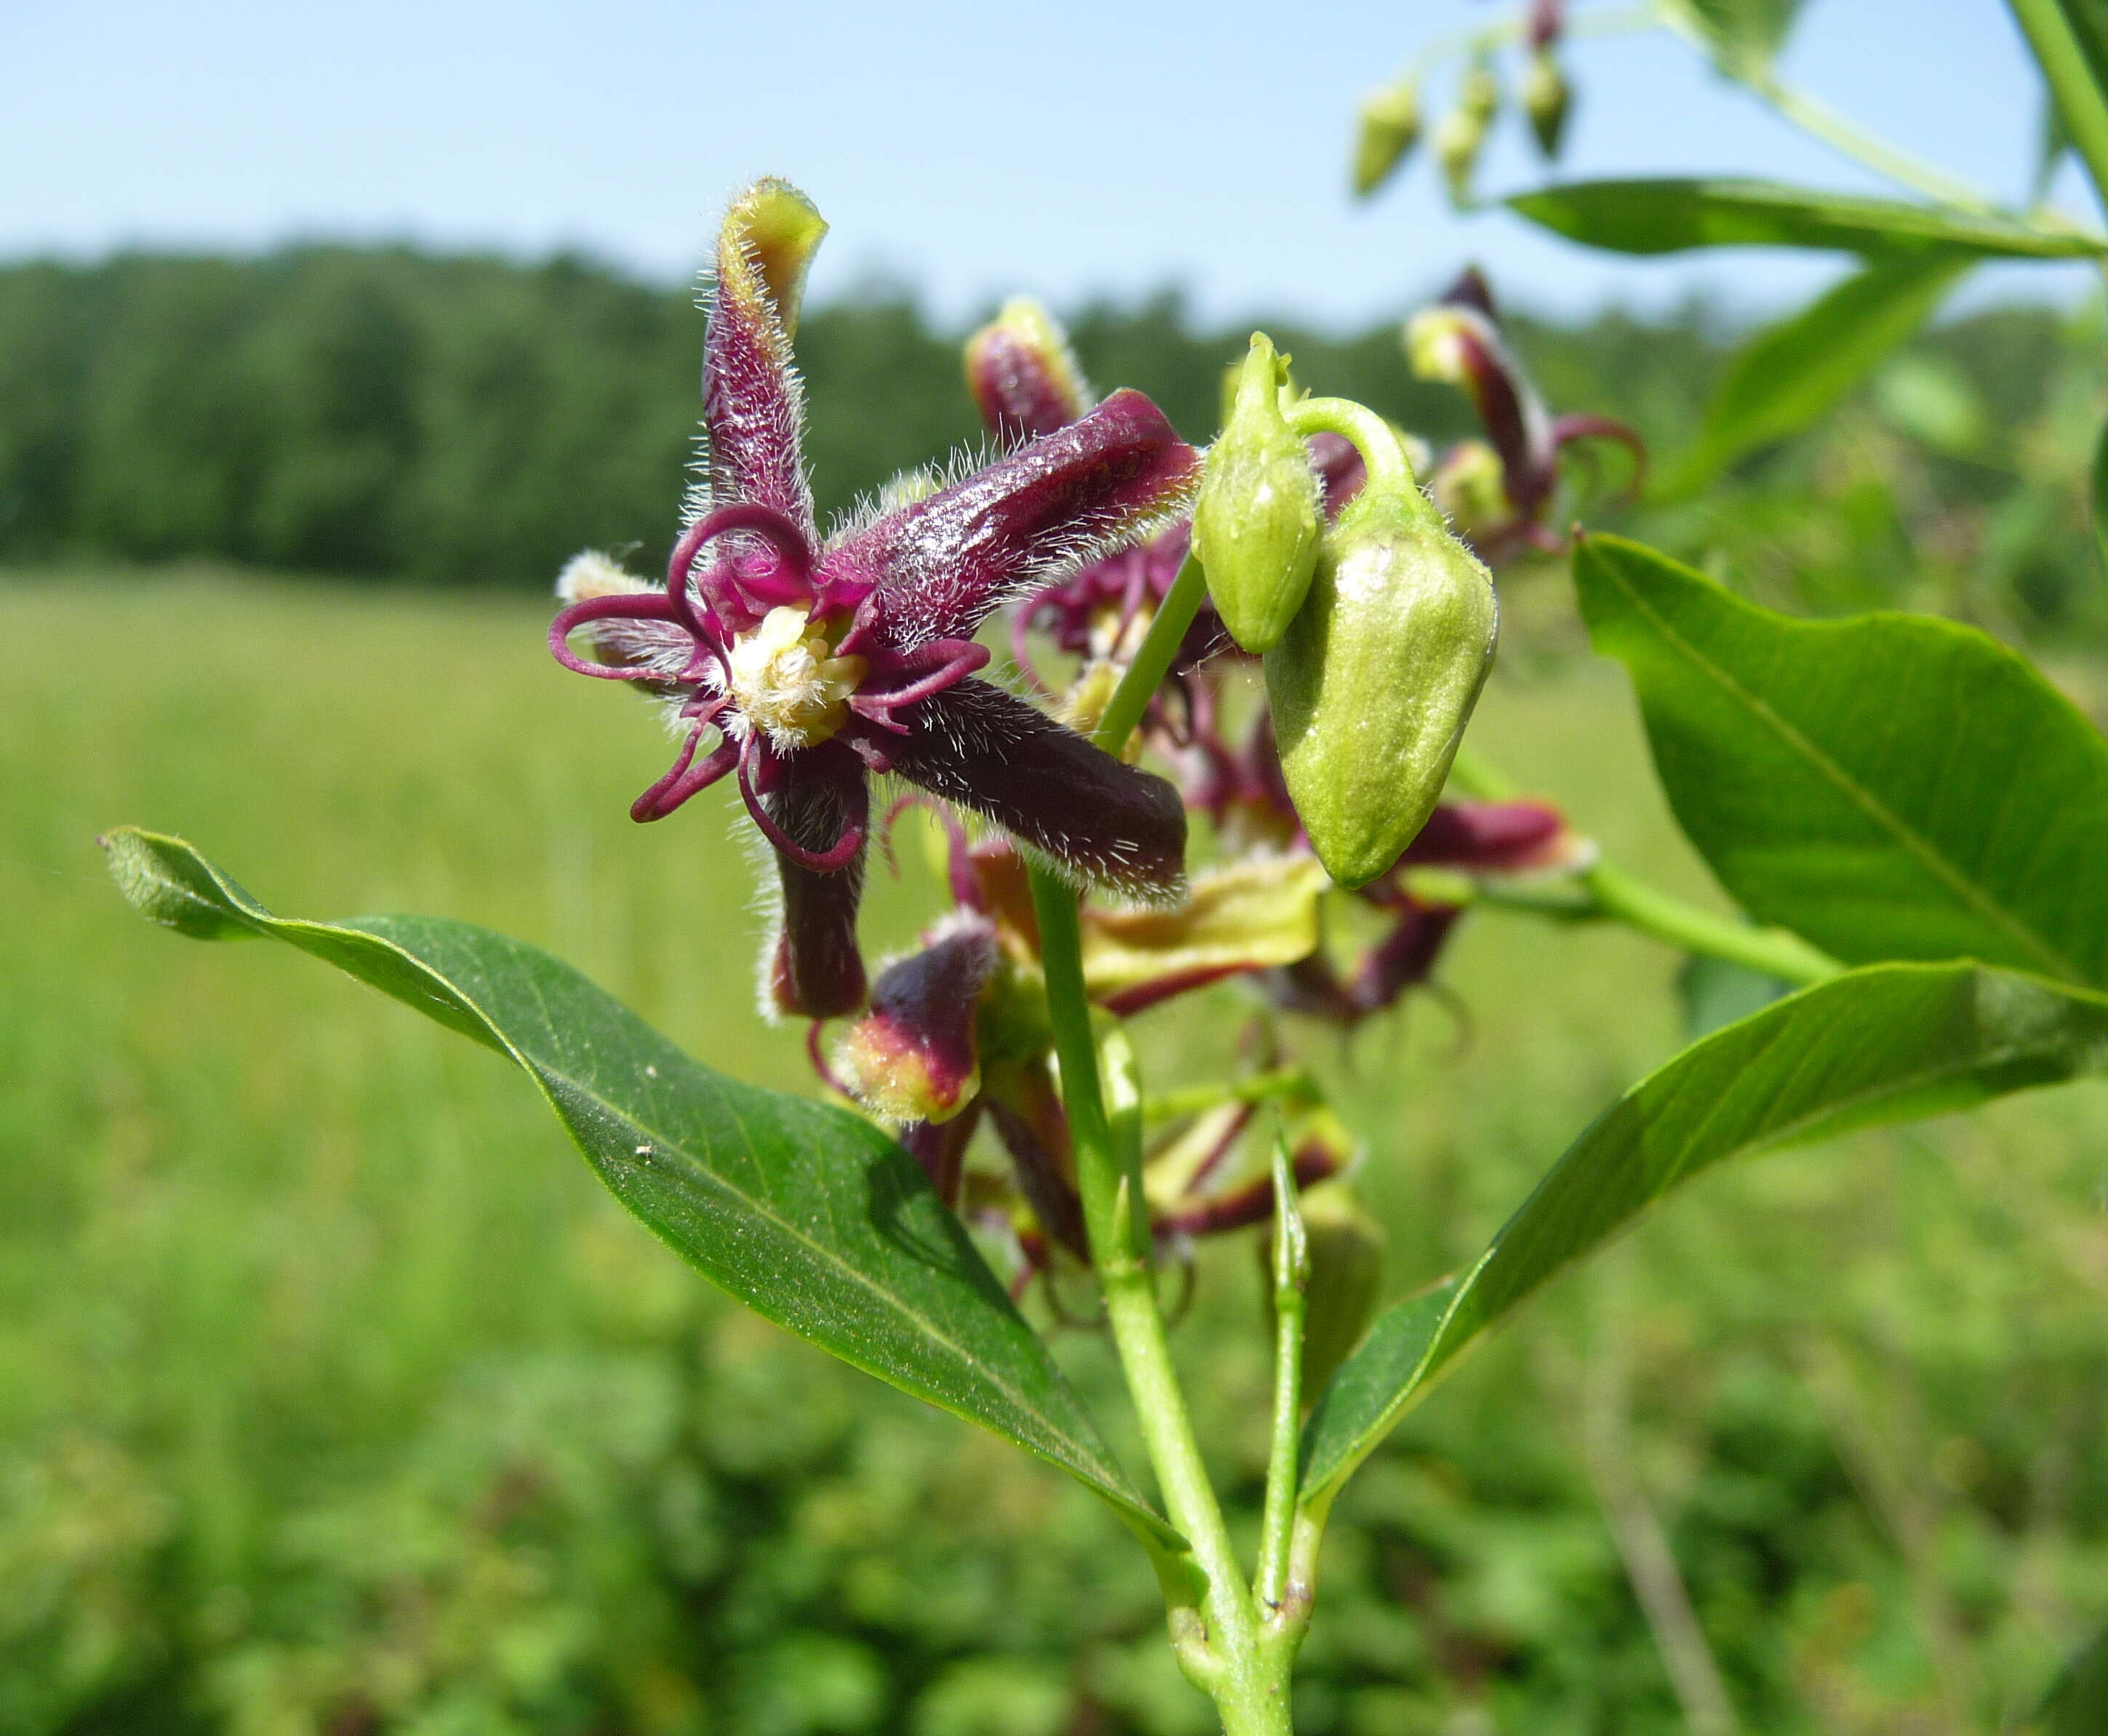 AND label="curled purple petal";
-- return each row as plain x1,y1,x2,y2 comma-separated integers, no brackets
825,389,1200,650
882,679,1188,903
632,727,738,823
